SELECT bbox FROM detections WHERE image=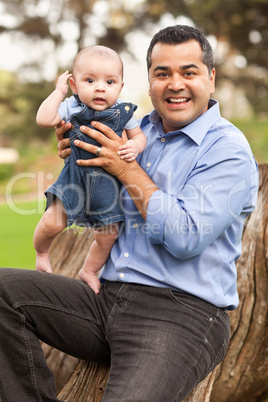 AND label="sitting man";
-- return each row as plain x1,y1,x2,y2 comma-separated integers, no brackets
0,25,258,402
